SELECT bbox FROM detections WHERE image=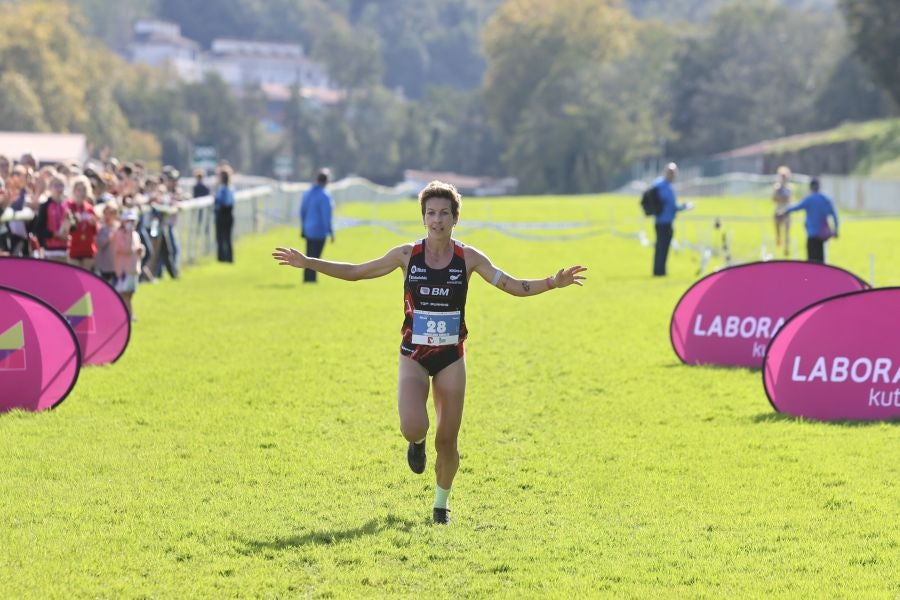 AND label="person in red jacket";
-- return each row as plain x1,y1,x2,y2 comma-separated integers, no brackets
67,175,99,270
